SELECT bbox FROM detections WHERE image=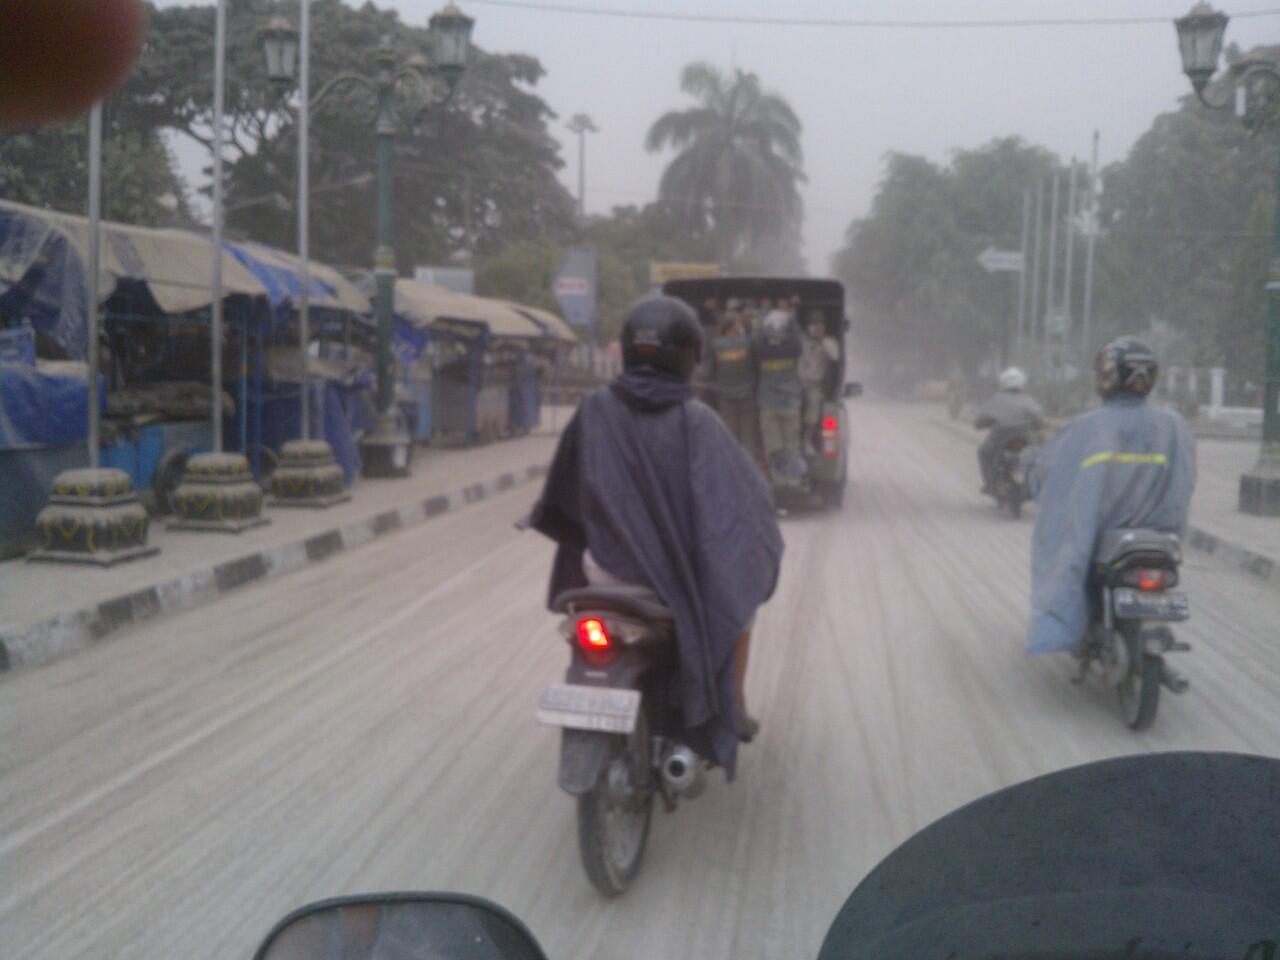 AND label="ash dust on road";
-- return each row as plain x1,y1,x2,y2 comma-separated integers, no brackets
4,401,1279,960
